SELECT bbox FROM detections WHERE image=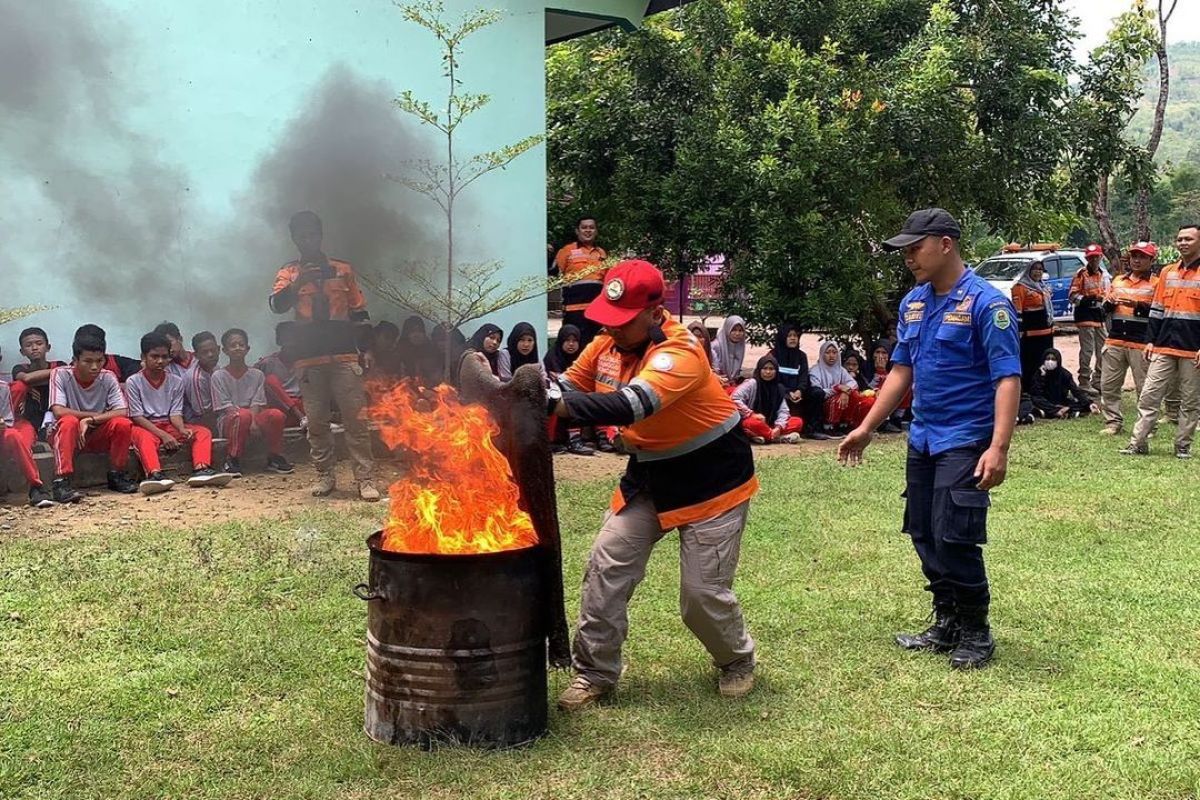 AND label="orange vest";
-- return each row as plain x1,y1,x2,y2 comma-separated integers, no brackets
562,314,758,529
271,257,368,367
1011,283,1053,337
1069,267,1107,327
1148,260,1200,358
1105,273,1156,348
